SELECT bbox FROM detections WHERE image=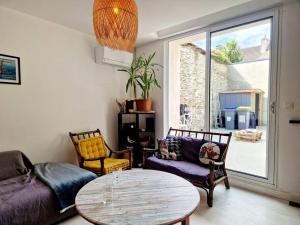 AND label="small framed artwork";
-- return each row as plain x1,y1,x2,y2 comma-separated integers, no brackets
0,54,21,85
